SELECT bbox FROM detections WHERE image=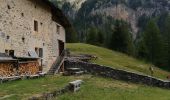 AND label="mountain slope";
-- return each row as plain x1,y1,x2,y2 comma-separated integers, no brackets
67,43,170,79
54,0,170,39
